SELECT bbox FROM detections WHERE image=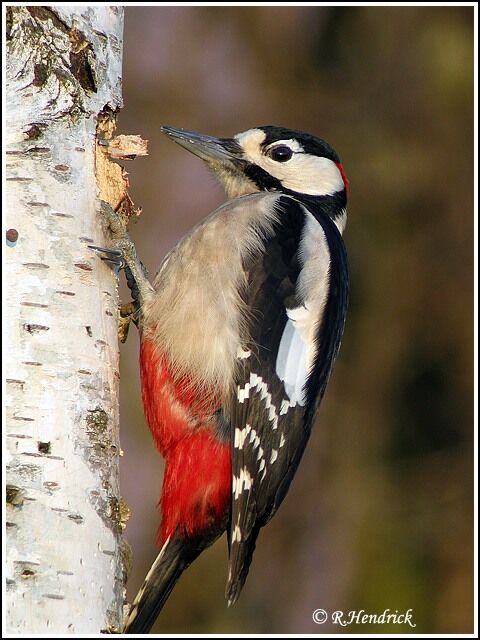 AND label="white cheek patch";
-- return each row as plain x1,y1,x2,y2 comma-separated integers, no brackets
235,130,345,197
271,155,344,196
